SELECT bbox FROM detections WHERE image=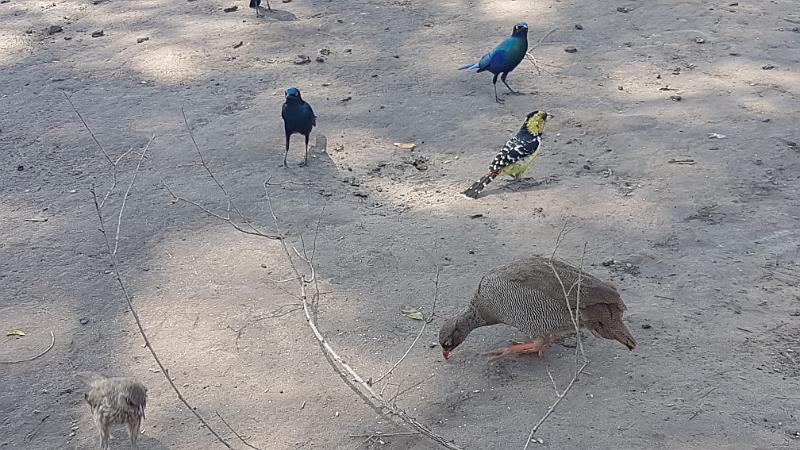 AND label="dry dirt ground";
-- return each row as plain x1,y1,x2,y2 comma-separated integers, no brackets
2,0,799,449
